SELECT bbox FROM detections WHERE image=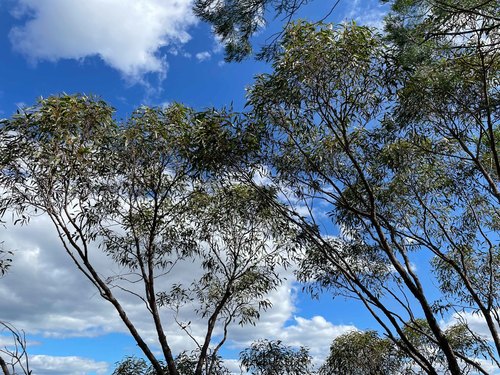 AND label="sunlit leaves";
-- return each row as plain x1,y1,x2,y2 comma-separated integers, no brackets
0,94,300,375
246,13,500,373
319,330,401,375
240,339,314,375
